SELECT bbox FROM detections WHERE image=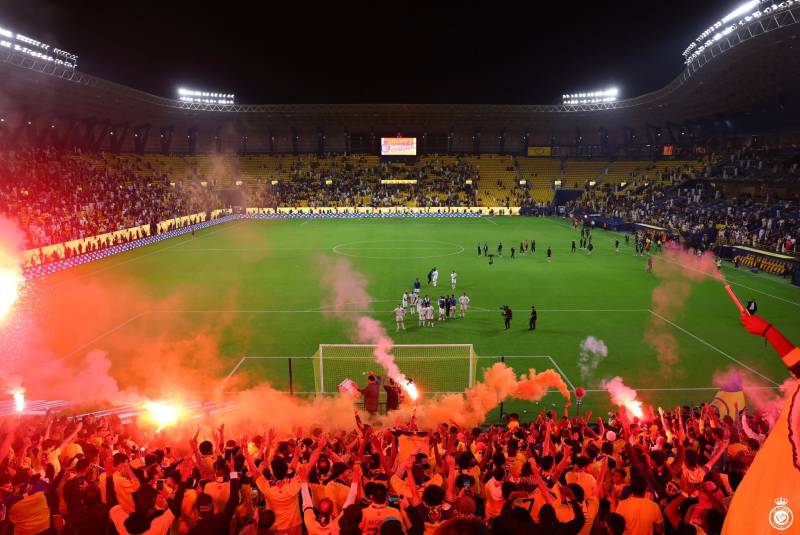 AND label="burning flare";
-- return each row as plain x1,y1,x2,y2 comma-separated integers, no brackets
625,398,644,418
603,376,644,419
11,389,25,414
404,379,419,401
0,256,22,321
144,401,181,431
0,216,24,322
